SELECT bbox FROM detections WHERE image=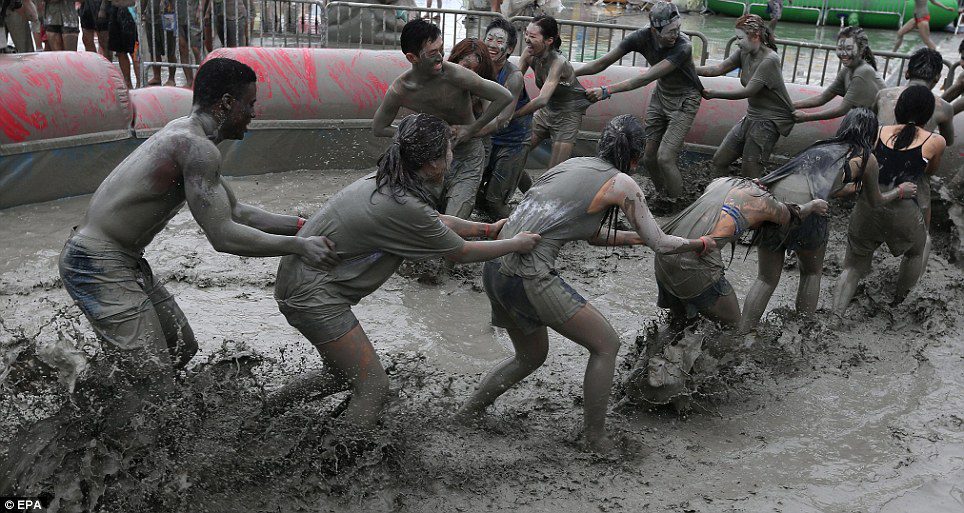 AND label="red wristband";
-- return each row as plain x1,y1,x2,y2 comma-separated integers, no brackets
898,187,904,200
297,217,306,231
484,223,491,239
